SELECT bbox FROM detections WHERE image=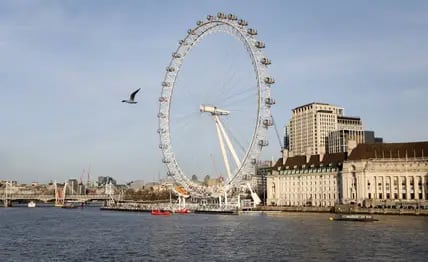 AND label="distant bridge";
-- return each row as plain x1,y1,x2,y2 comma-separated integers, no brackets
1,181,120,207
2,194,121,203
